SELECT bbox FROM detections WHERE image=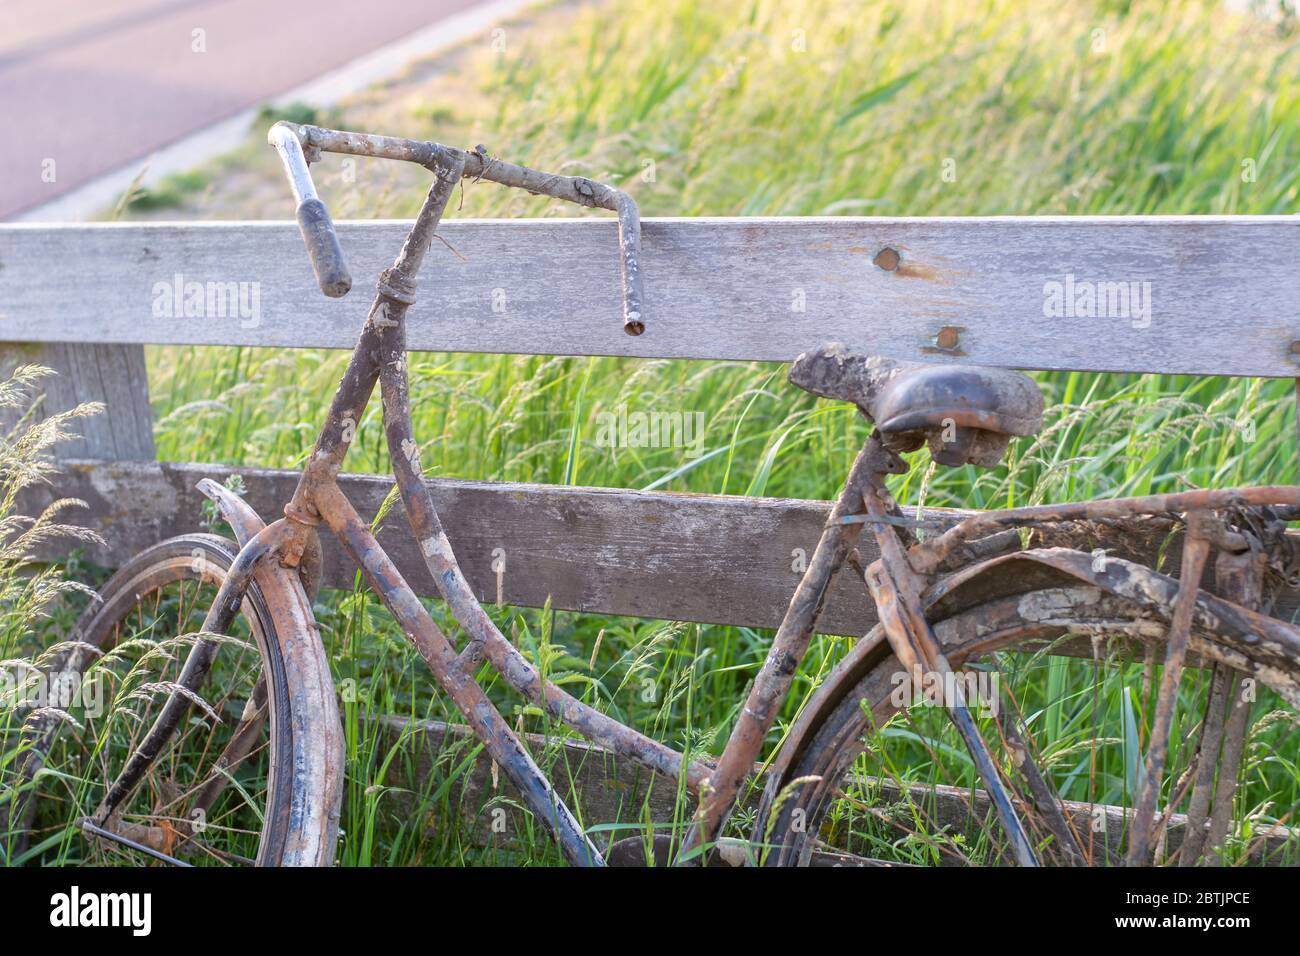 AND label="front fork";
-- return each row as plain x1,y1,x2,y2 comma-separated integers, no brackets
89,520,285,829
